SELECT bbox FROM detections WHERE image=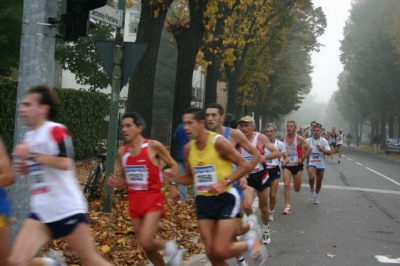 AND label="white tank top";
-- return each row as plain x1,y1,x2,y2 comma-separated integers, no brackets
240,133,263,173
264,139,280,169
24,121,87,223
284,135,298,166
